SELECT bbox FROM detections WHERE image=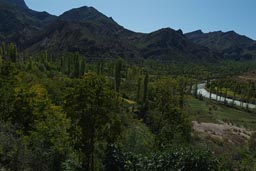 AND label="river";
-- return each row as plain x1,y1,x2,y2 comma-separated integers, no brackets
197,83,256,109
